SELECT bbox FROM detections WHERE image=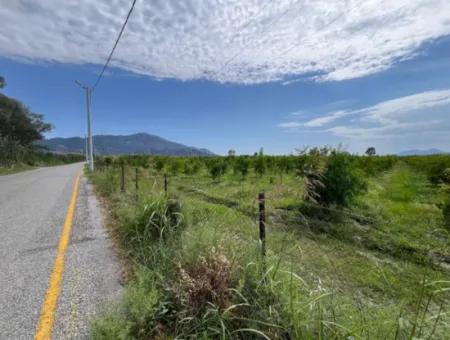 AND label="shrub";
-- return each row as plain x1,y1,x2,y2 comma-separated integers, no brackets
174,247,232,315
296,147,328,204
233,157,250,178
168,159,183,175
153,156,166,172
443,195,450,229
121,198,184,249
253,155,266,176
403,155,450,184
319,151,367,206
183,159,201,175
297,148,367,207
207,159,227,180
